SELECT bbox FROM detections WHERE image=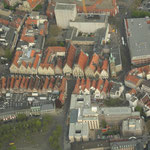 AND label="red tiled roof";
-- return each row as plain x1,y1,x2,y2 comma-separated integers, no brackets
66,44,76,68
28,62,32,68
14,76,22,89
125,75,140,85
22,61,27,68
30,50,36,58
0,18,9,26
21,27,35,43
27,0,41,8
96,66,101,73
25,17,37,25
20,76,26,89
59,92,65,104
96,79,103,91
147,20,150,24
56,58,63,69
59,77,67,92
89,53,99,71
40,29,44,36
24,77,30,89
76,0,117,13
43,50,51,64
43,76,49,90
102,80,109,93
85,78,91,90
102,59,108,70
91,80,96,88
1,77,6,89
73,78,80,94
129,89,137,95
10,76,15,89
13,51,23,67
80,78,85,91
77,51,88,70
33,54,40,69
34,76,40,90
46,46,66,53
49,77,55,89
